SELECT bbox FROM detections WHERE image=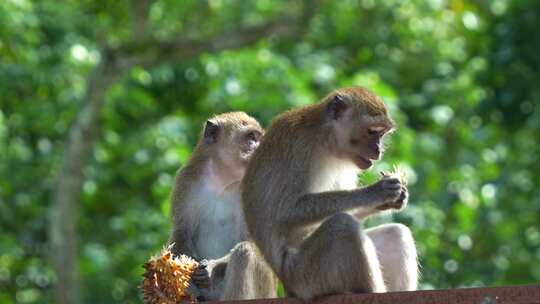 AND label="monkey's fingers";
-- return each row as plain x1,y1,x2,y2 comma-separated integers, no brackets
392,189,409,210
191,269,210,288
381,178,401,190
376,203,391,210
192,266,210,279
198,259,209,268
192,268,209,279
192,280,210,288
197,295,207,302
380,176,400,183
400,188,409,203
191,280,210,288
